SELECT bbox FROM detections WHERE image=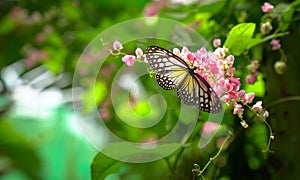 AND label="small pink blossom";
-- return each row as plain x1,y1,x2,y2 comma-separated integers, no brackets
213,39,221,48
246,72,258,84
228,91,238,100
225,77,240,92
262,2,274,13
143,3,160,16
122,55,135,66
181,46,189,54
201,121,219,134
238,90,246,99
135,48,143,58
112,40,123,51
187,52,196,62
252,101,263,112
198,47,207,55
209,63,219,74
270,39,281,50
233,103,244,117
242,92,255,104
226,55,235,63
